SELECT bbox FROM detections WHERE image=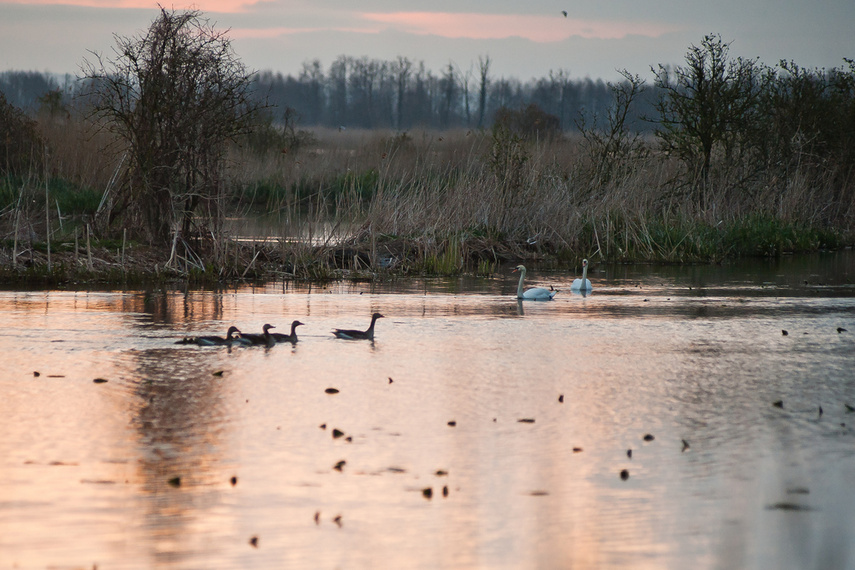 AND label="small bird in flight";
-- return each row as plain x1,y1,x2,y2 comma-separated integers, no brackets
562,10,568,17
